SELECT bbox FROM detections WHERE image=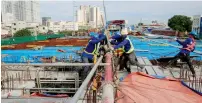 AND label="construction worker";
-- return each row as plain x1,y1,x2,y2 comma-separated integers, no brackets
110,28,144,73
168,31,197,77
97,29,107,55
81,32,105,79
98,29,107,45
110,31,125,70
